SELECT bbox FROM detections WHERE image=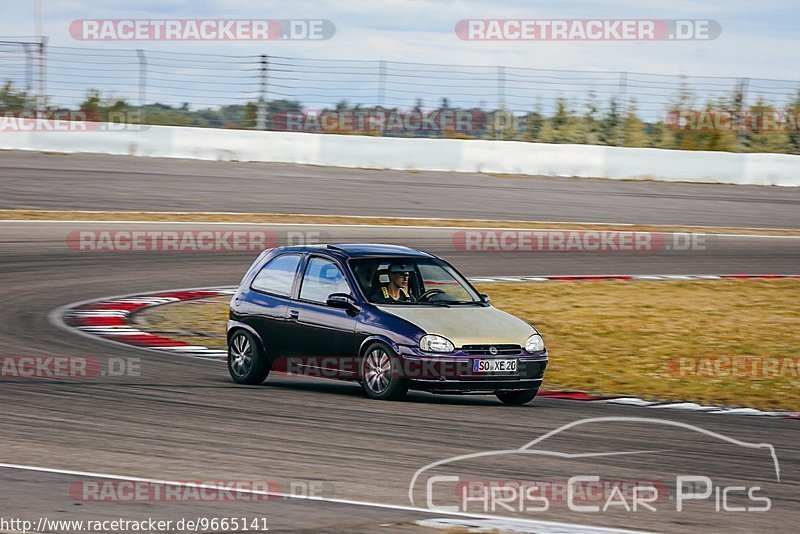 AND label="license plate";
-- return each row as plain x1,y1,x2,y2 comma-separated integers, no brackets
473,358,518,373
